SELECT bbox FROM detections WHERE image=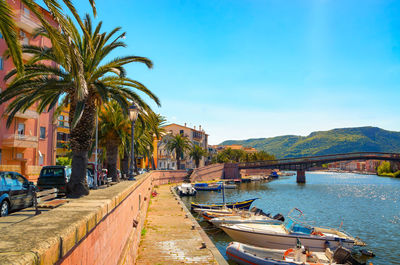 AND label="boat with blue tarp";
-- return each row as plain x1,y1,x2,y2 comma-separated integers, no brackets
190,198,258,211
